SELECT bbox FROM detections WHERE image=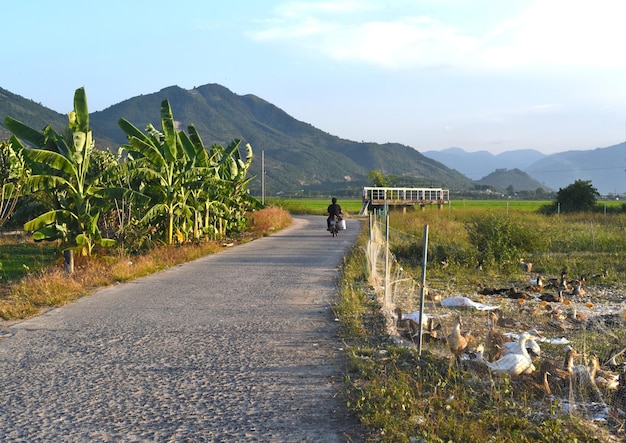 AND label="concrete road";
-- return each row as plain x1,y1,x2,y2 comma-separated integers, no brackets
0,215,365,442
